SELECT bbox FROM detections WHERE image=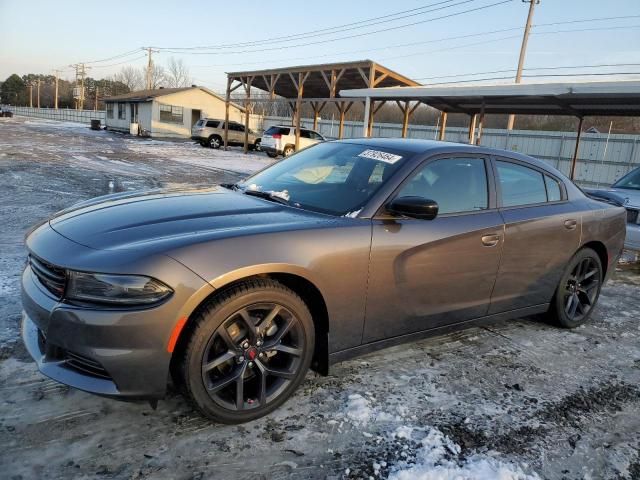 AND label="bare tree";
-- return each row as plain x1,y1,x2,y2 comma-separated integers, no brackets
142,63,166,89
165,57,193,88
114,66,143,91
